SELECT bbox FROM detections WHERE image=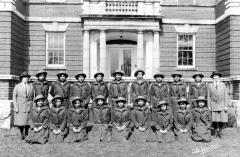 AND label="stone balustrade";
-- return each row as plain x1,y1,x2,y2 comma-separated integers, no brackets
82,0,161,17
